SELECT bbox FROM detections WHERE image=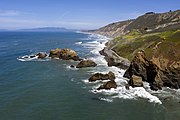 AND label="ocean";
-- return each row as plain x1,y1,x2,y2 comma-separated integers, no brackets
0,31,179,120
